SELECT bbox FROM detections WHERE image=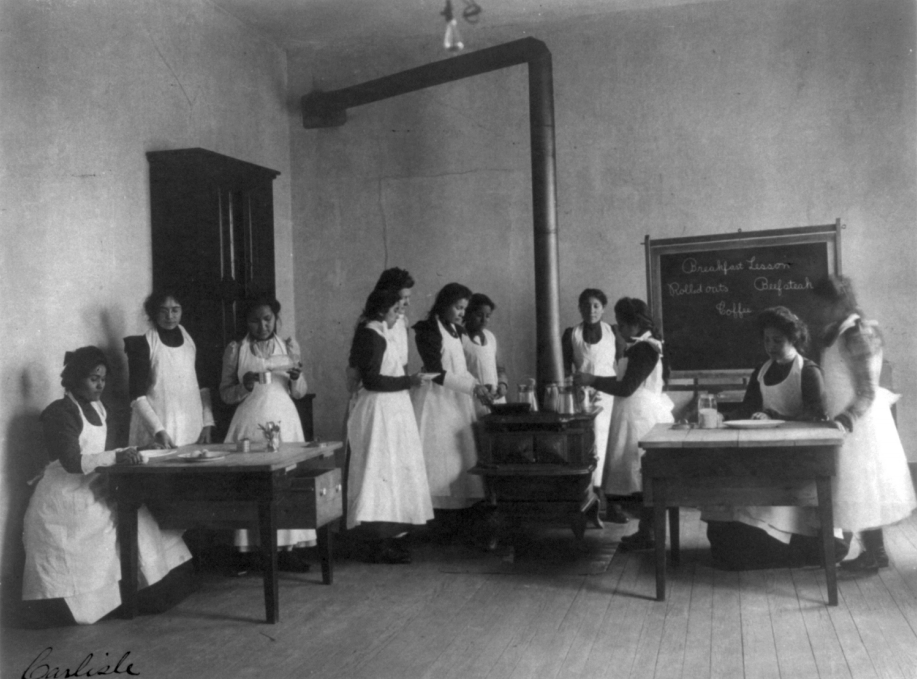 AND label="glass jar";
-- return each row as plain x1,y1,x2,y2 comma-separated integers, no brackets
697,392,719,429
517,384,539,412
543,383,560,412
